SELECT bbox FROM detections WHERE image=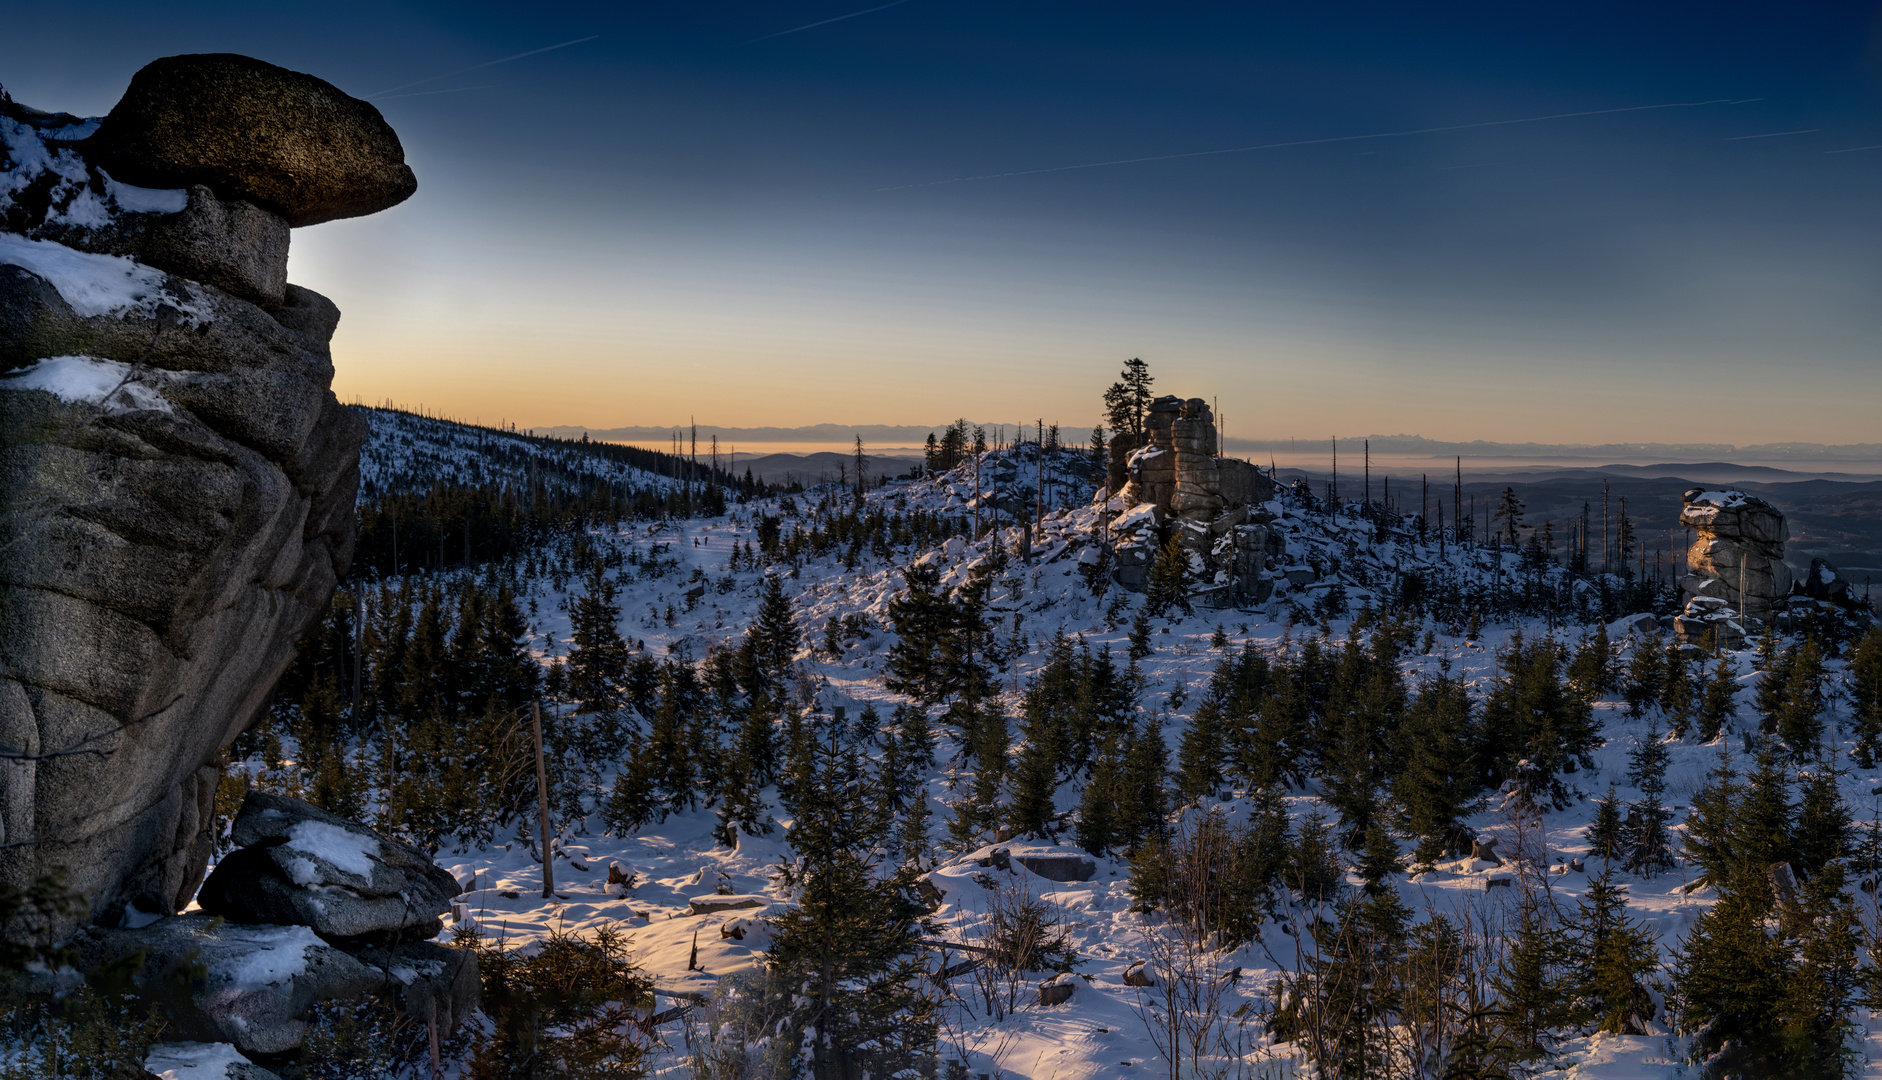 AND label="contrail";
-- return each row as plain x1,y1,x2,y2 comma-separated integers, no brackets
365,35,600,100
1826,144,1882,154
741,0,916,45
375,85,501,101
1727,128,1817,140
880,98,1755,190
